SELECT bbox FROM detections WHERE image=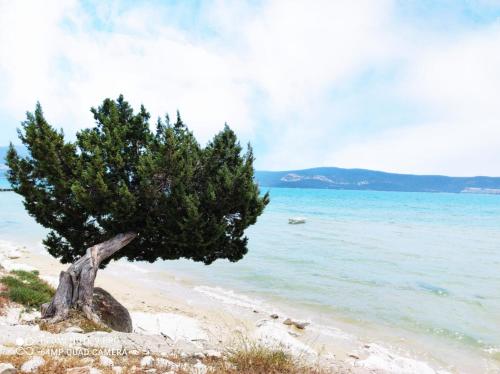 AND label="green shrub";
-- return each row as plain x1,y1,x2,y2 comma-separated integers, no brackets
0,270,55,309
